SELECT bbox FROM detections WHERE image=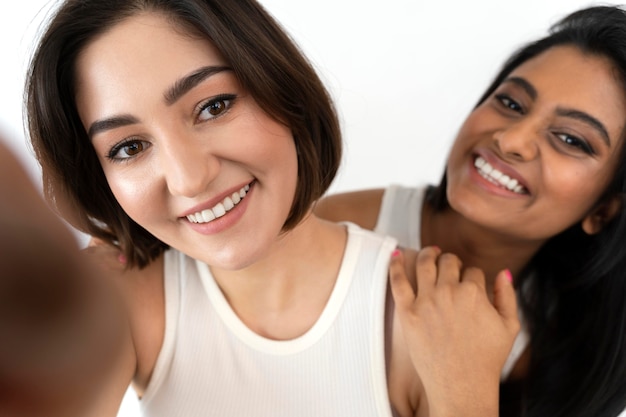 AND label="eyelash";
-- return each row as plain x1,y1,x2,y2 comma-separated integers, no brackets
494,93,595,155
196,94,237,123
106,138,149,162
495,94,524,114
554,133,595,155
105,94,238,162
